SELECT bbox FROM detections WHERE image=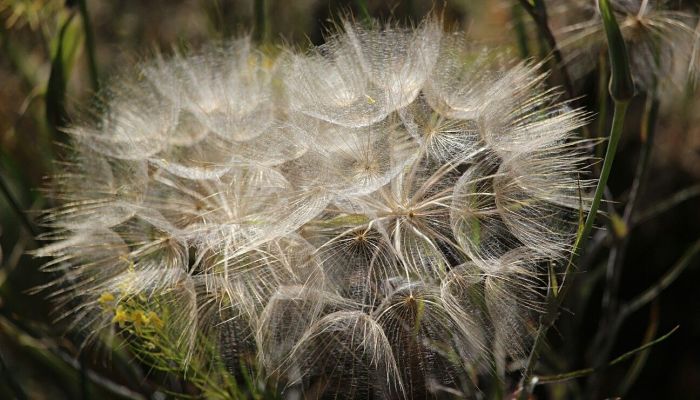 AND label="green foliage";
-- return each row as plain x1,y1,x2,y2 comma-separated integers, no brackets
45,10,83,142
